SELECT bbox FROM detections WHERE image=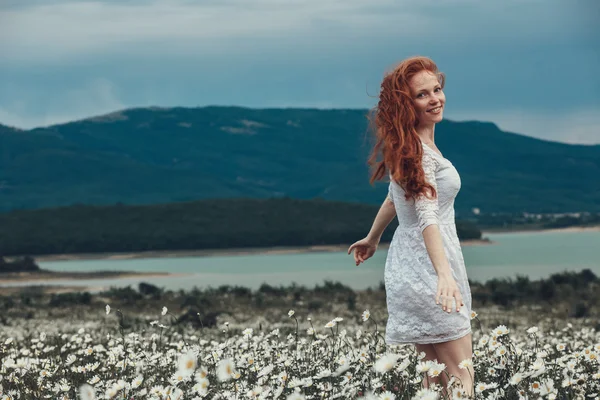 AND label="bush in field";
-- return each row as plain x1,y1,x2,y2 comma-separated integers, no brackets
48,292,92,307
0,255,40,273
